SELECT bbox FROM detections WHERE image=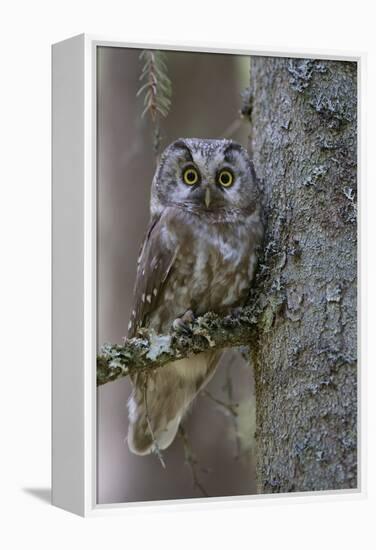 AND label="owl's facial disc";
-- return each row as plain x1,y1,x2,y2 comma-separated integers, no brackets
151,138,258,218
178,162,217,209
178,162,238,211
